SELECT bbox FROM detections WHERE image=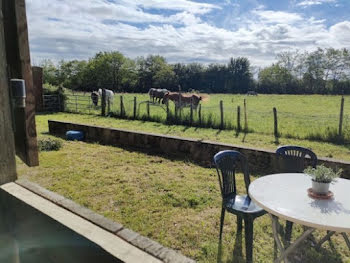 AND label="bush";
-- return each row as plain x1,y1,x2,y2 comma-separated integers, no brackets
38,138,63,151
